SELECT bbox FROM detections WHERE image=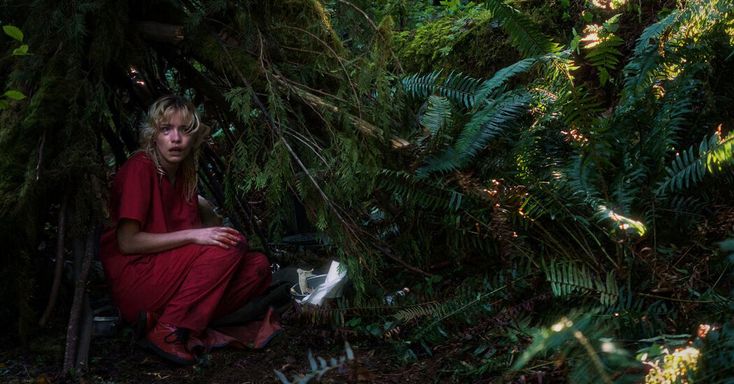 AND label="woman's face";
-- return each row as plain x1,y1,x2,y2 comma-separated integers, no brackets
154,110,193,175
